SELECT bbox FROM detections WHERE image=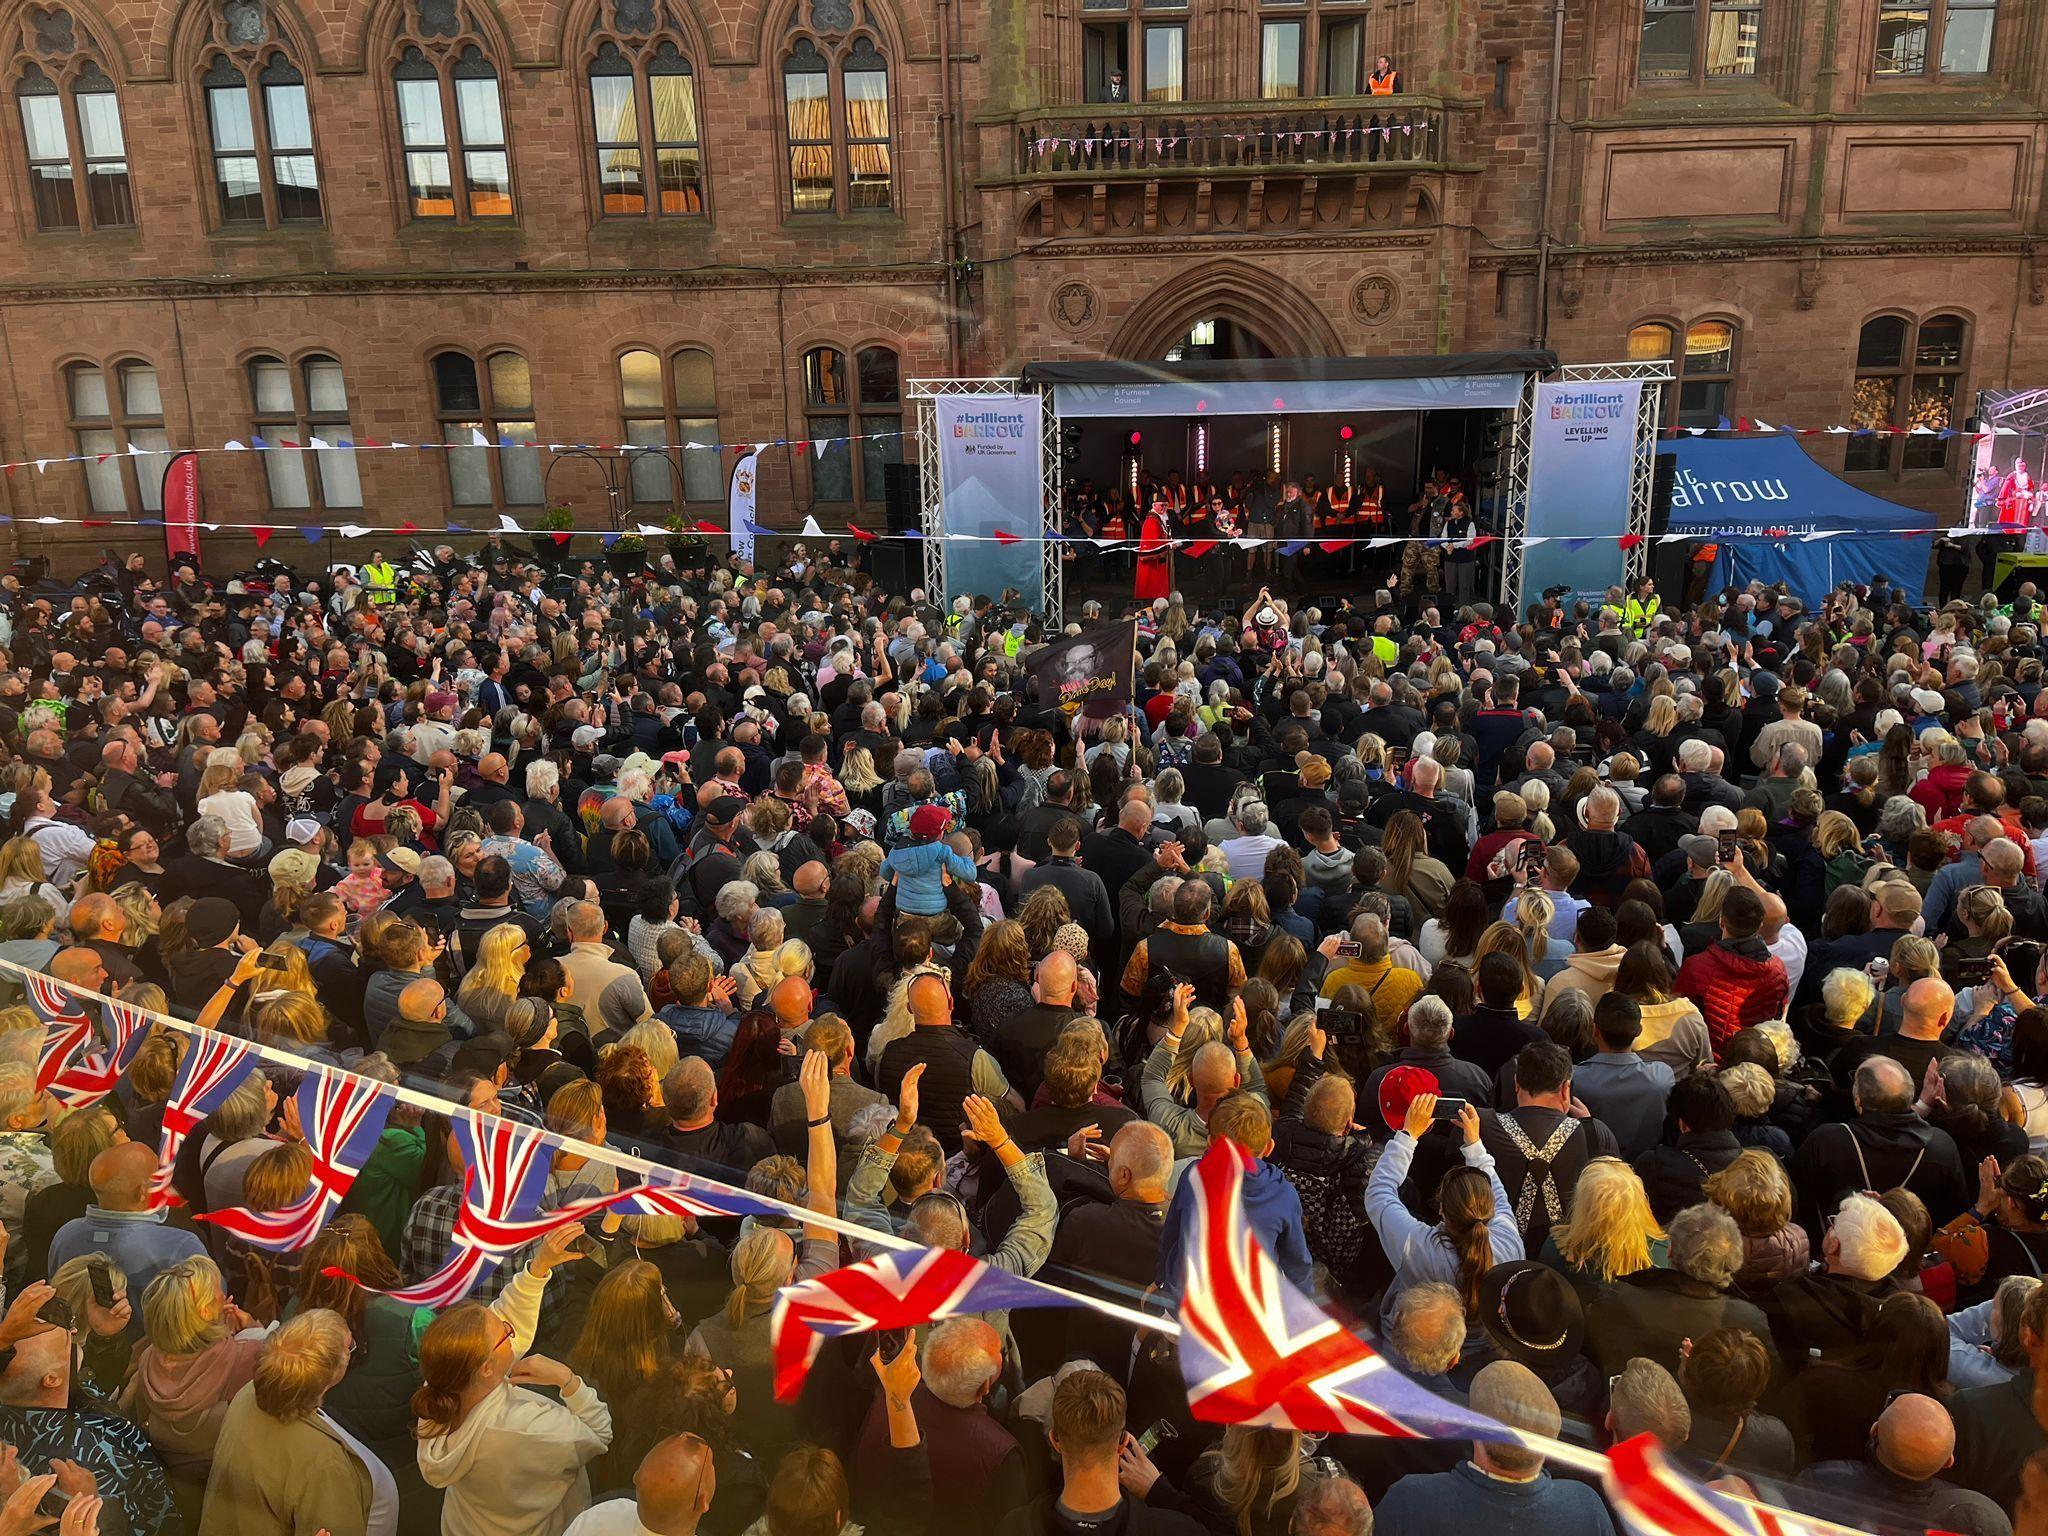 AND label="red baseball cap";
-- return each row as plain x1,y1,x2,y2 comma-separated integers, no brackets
909,803,953,838
1377,1064,1442,1134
